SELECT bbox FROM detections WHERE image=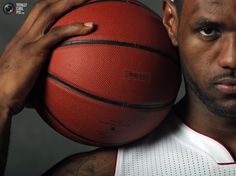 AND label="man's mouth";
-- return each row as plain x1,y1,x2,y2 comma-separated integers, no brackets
214,78,236,94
